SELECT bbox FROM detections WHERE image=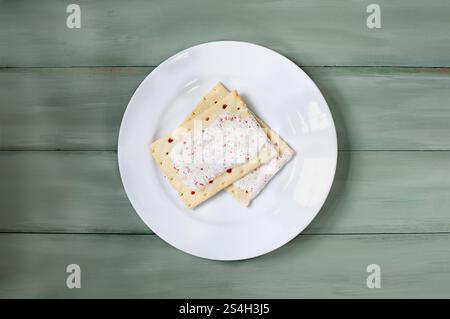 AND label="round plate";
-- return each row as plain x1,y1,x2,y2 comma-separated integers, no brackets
118,41,337,260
